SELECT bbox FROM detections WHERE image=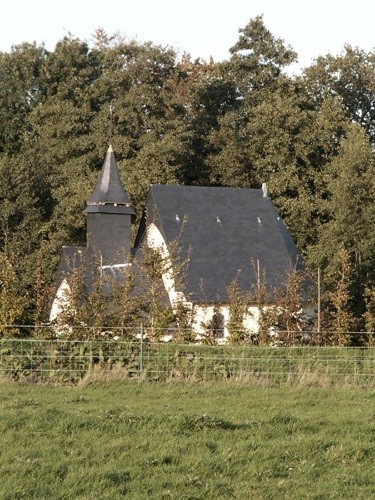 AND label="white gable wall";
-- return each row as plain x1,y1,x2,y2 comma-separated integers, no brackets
145,222,193,309
49,278,71,323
